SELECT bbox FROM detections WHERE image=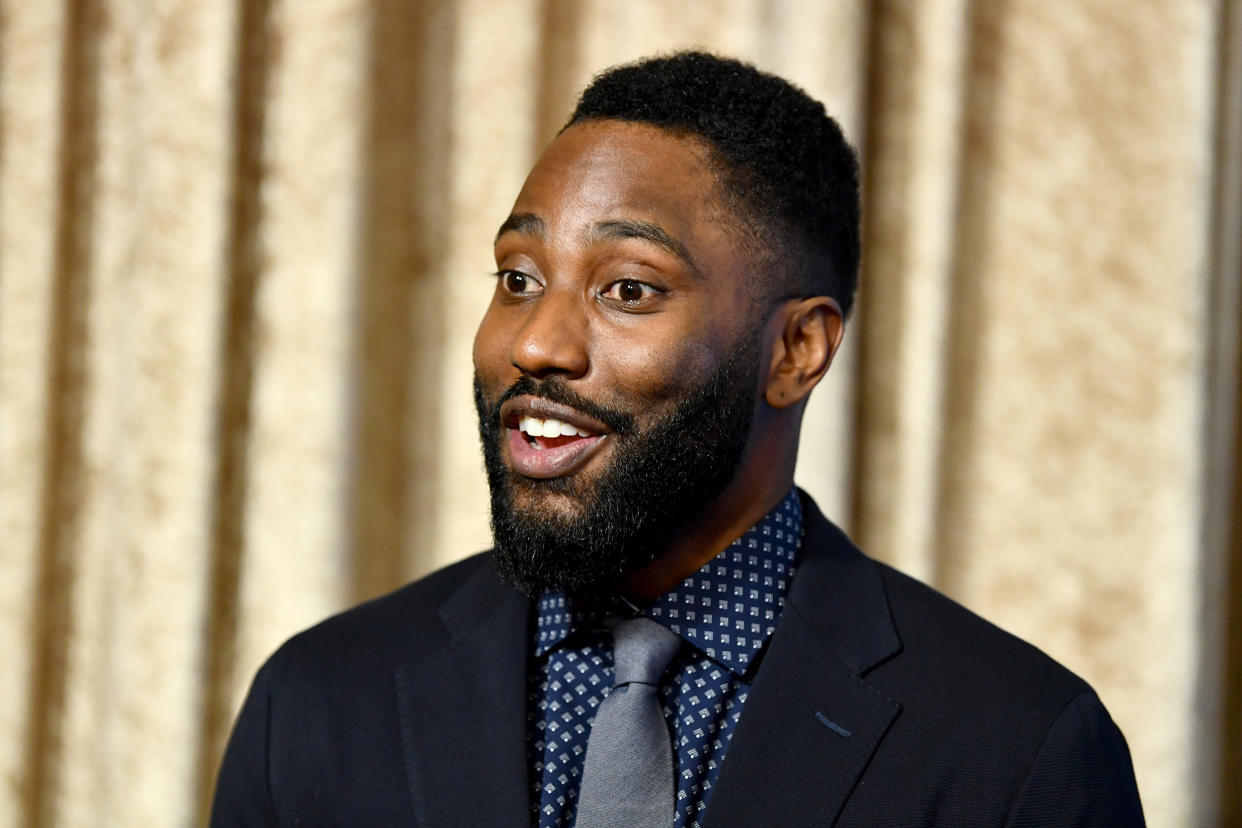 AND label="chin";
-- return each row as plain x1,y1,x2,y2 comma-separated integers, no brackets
509,484,584,519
